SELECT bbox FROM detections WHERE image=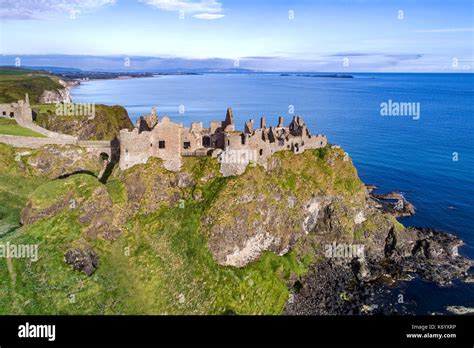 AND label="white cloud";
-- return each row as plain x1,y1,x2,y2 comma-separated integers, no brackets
141,0,223,14
193,13,224,20
0,0,116,20
413,27,474,33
